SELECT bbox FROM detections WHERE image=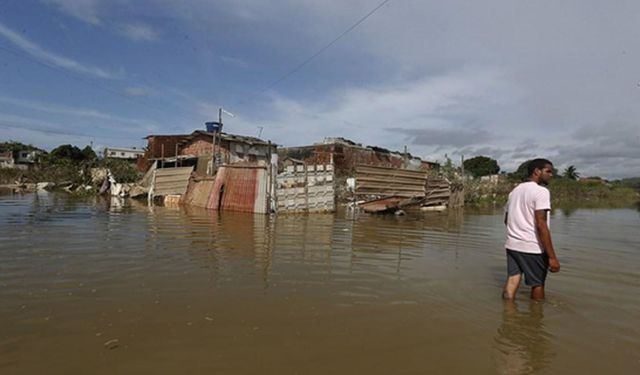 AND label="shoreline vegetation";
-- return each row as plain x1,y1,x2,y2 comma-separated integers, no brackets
461,177,640,208
432,155,639,208
2,141,639,208
0,142,140,197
